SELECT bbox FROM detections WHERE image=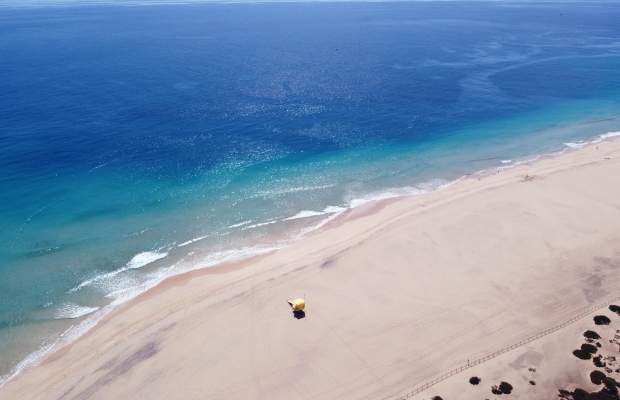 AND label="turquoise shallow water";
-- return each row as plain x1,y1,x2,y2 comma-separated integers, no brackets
1,0,620,381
